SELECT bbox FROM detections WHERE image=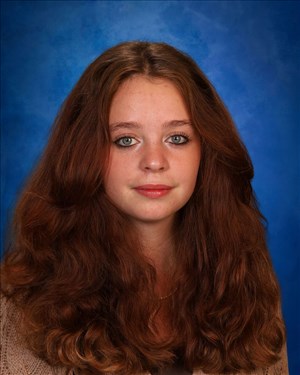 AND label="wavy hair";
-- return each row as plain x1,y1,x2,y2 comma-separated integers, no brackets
1,41,285,374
